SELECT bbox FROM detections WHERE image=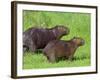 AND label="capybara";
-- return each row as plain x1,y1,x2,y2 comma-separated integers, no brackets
23,25,69,52
43,37,85,62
